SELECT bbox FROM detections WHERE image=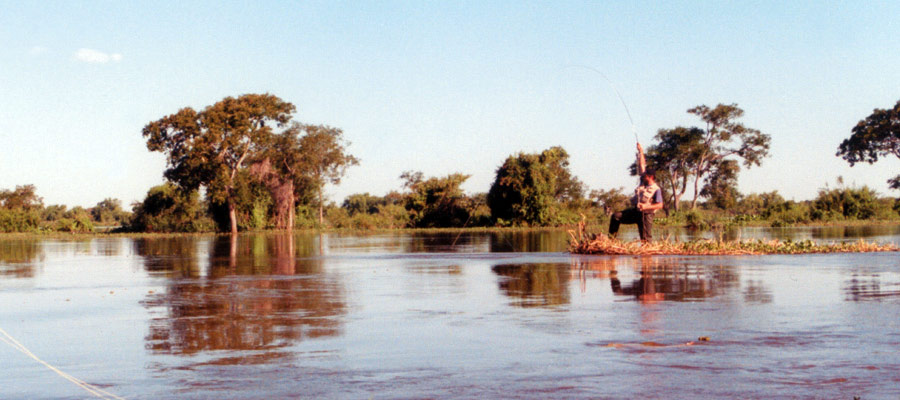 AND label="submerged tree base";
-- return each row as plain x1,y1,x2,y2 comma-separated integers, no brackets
568,229,898,256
